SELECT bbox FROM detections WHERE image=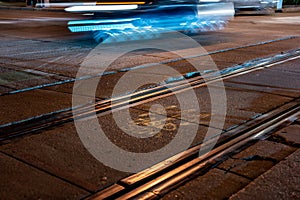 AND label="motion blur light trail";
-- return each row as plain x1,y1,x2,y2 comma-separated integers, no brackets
65,1,234,43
